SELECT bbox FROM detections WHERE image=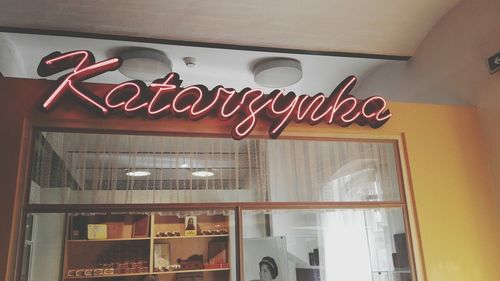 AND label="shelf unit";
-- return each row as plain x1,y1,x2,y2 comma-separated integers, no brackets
154,235,229,240
65,272,149,280
63,213,231,281
68,238,151,242
156,268,230,275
